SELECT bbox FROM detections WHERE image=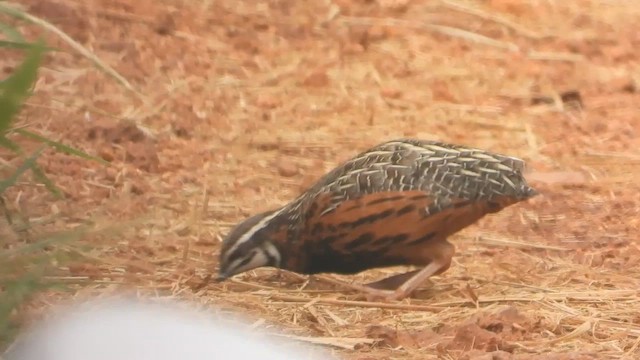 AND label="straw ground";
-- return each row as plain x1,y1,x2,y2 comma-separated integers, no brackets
3,0,640,359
